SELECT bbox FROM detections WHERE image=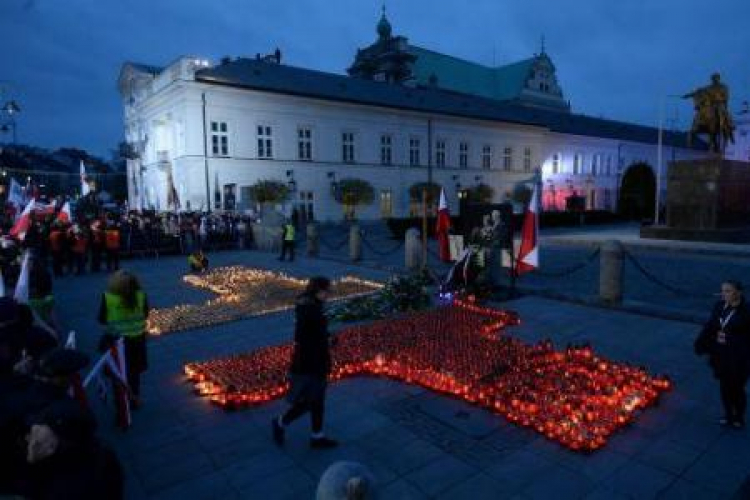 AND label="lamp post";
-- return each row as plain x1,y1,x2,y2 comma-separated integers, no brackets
201,92,211,213
655,95,682,225
1,100,21,144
